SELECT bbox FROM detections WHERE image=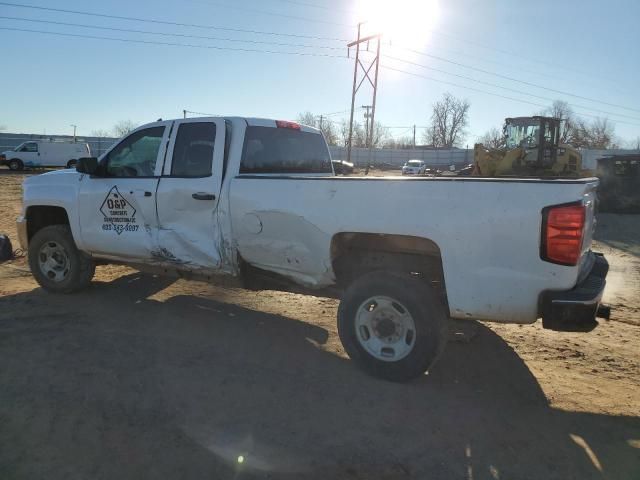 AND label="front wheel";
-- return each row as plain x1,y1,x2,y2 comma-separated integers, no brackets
66,159,77,169
8,159,23,171
28,225,95,293
338,271,448,382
